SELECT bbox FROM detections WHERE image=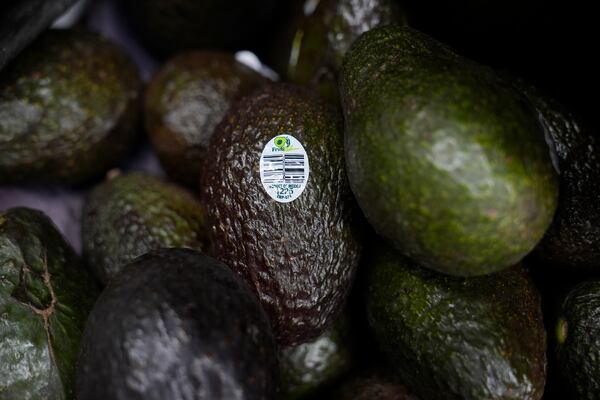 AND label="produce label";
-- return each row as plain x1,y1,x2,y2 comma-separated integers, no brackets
260,134,310,203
